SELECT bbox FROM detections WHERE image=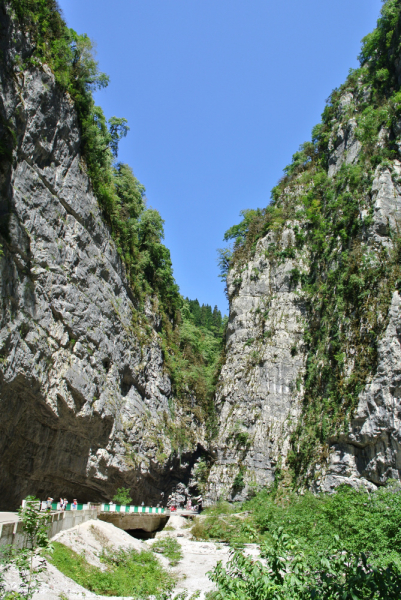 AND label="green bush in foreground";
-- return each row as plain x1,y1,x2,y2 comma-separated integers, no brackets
151,536,183,566
247,483,401,567
208,529,401,600
49,542,176,598
192,483,401,567
1,496,52,600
